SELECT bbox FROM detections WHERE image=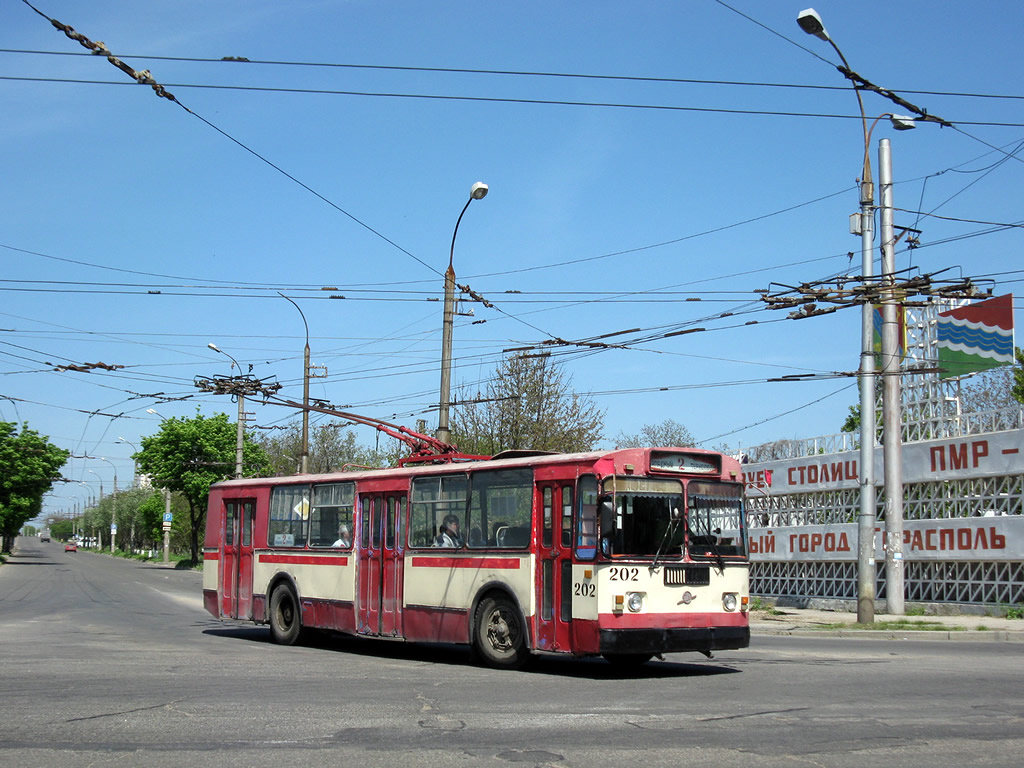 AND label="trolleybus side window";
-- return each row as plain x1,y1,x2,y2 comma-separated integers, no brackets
410,474,469,548
468,468,533,548
269,485,310,547
576,475,598,560
309,482,355,548
561,486,573,547
542,487,553,547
